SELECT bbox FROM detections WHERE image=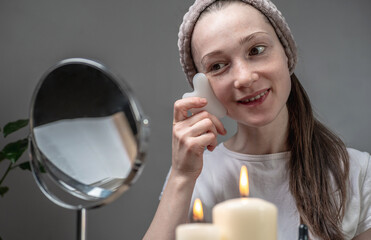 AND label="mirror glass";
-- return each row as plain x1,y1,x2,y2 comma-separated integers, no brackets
29,58,149,209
